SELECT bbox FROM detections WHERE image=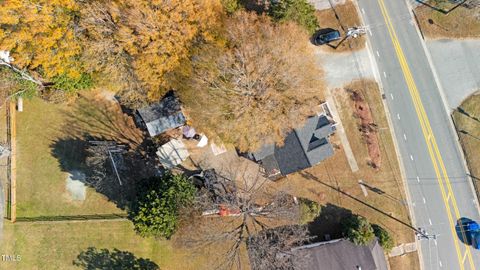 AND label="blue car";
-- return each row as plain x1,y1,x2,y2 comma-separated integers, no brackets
457,219,480,249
